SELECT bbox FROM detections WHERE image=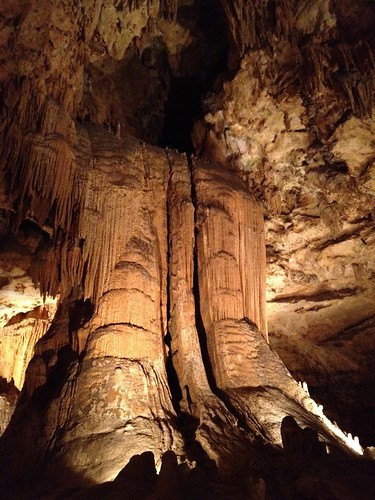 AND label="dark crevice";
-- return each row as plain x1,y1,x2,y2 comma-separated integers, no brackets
5,305,49,327
312,225,368,251
68,299,94,335
17,219,51,252
164,332,183,413
158,0,229,154
271,287,359,304
189,159,216,392
32,345,78,410
320,314,375,344
95,321,149,332
0,376,19,405
175,412,218,472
